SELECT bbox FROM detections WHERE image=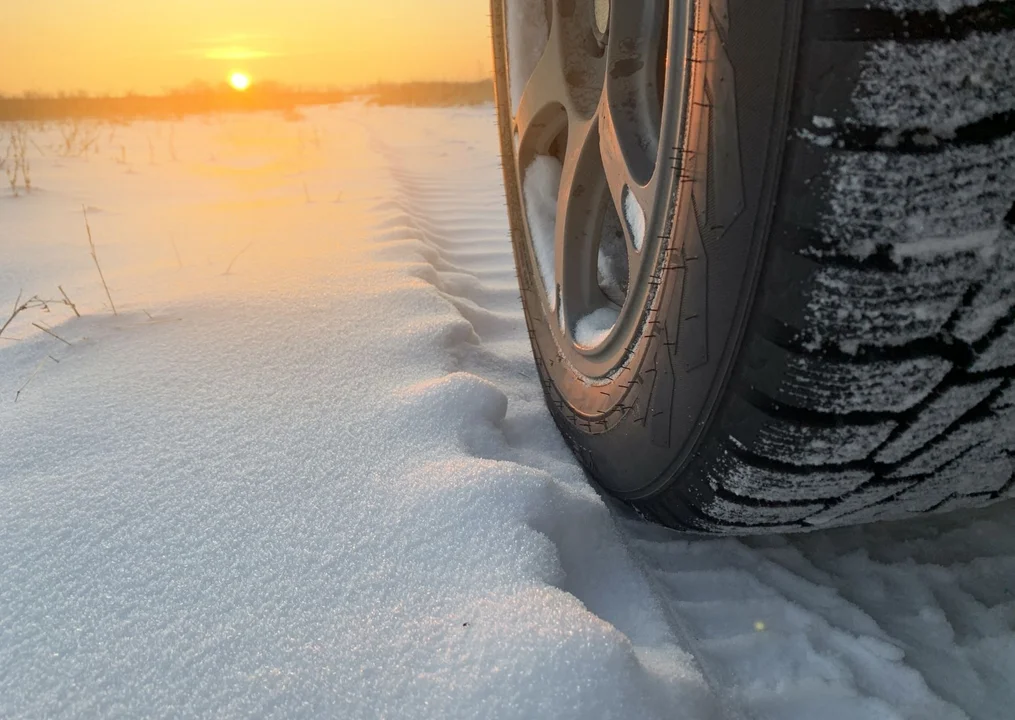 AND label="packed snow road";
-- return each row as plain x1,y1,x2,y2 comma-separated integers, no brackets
1,106,1013,719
